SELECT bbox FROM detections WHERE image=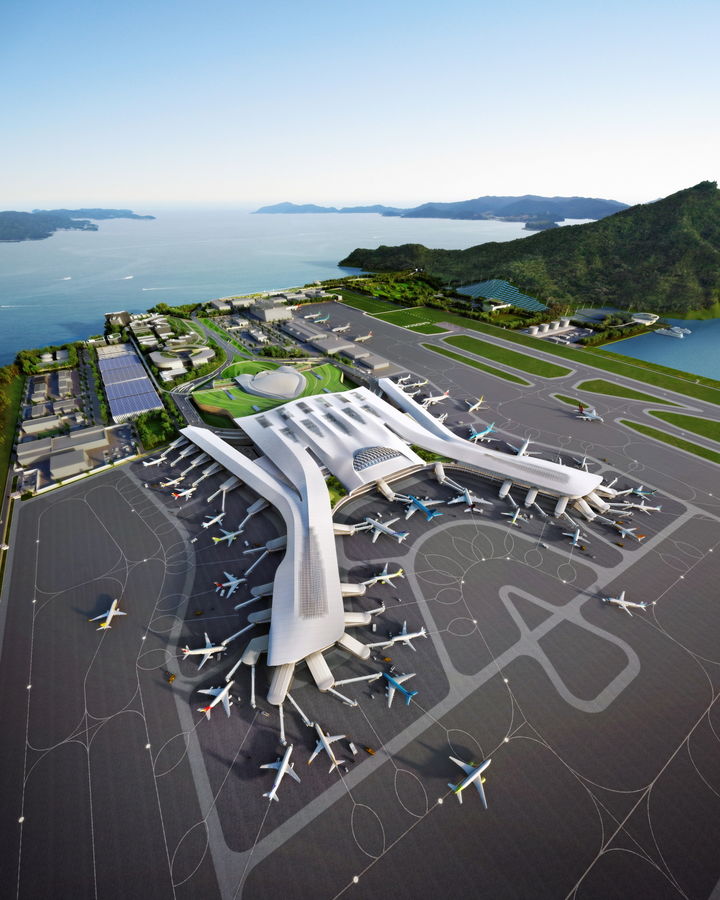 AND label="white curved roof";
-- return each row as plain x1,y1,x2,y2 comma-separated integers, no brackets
236,366,306,400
